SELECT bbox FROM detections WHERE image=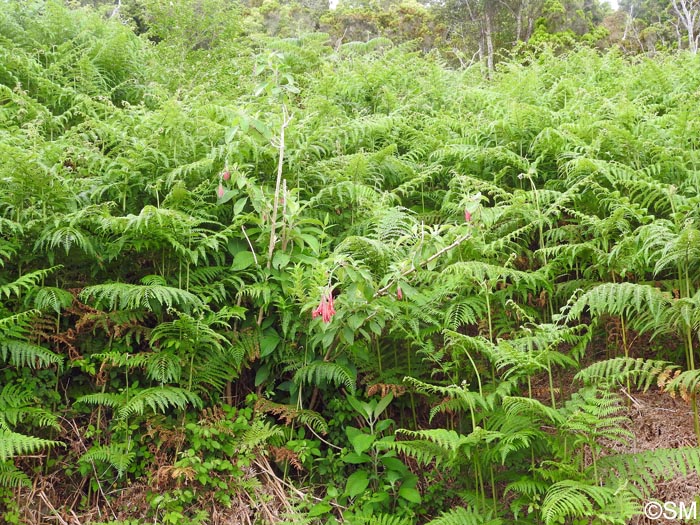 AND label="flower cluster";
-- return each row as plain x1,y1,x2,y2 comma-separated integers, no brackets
216,168,231,198
312,291,336,323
